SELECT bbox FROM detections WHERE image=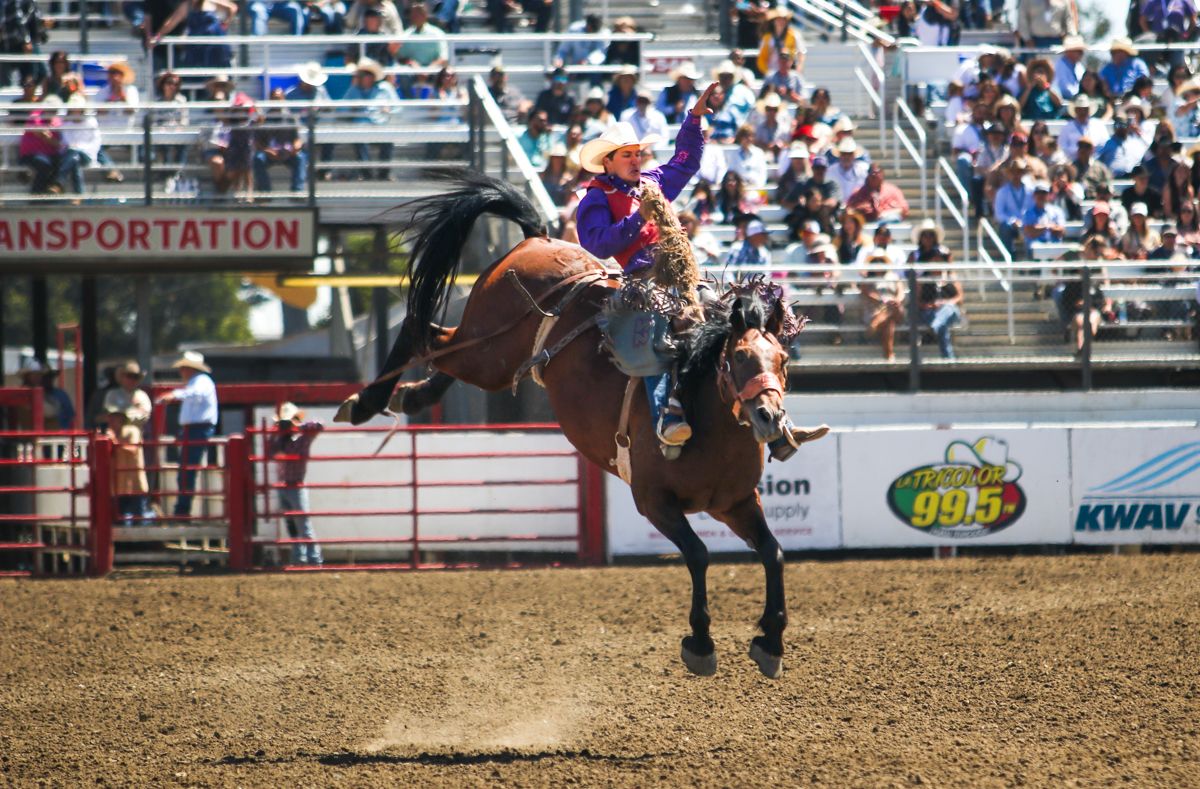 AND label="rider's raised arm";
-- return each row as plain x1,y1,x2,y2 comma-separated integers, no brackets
649,114,704,202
